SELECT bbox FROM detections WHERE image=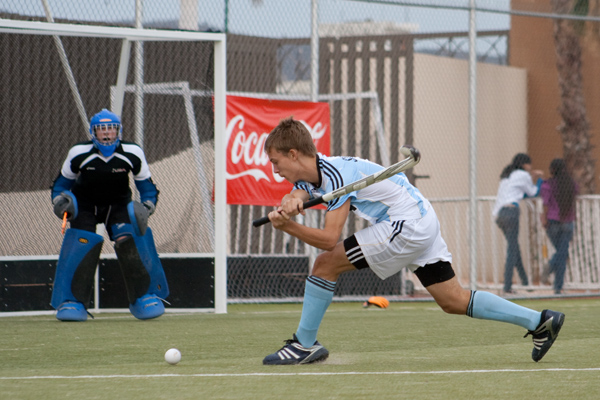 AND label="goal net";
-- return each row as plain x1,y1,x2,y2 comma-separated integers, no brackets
0,17,227,312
